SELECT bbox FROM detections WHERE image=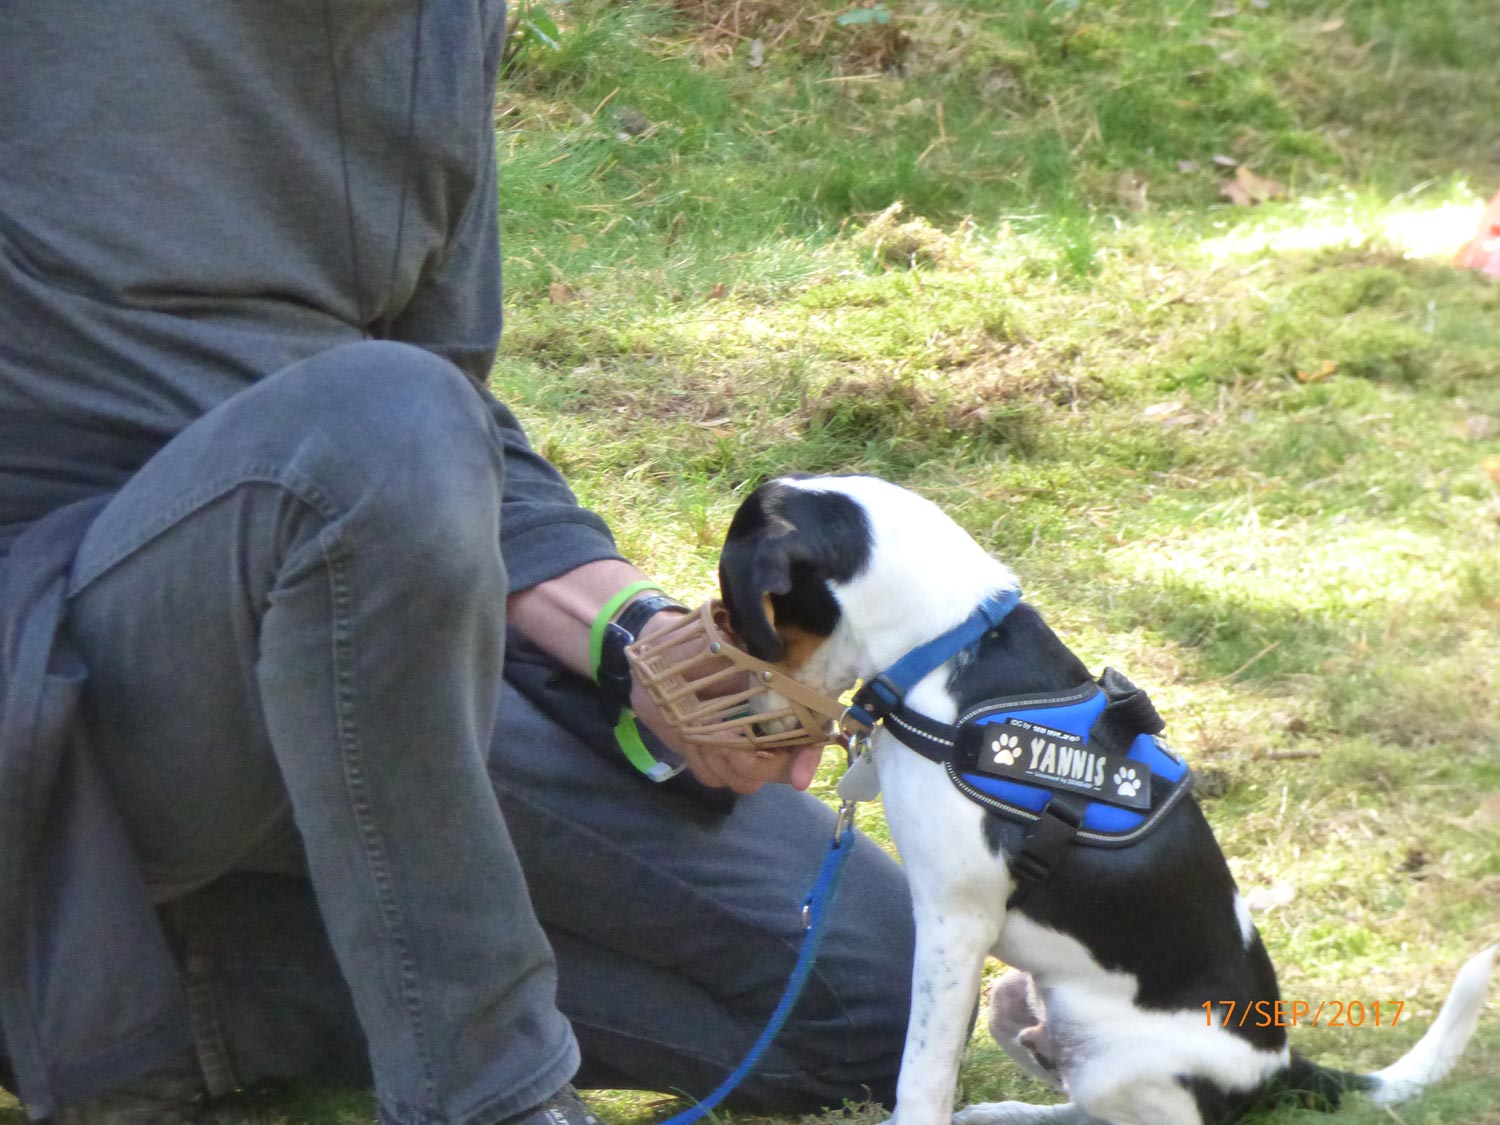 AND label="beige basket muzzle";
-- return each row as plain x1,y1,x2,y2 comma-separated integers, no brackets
625,601,848,750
